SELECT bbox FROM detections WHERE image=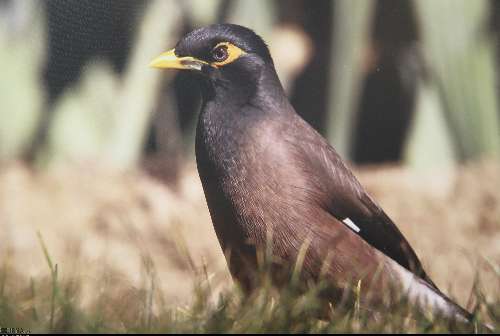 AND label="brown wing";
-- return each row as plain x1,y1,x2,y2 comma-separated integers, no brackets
283,115,438,289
